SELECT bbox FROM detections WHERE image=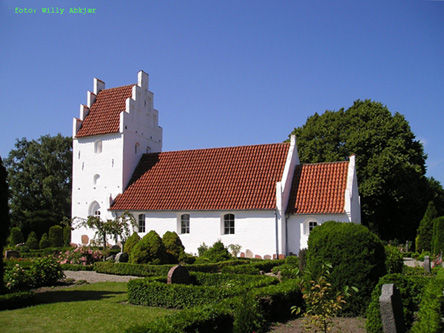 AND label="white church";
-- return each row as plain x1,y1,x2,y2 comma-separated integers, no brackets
71,71,361,258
